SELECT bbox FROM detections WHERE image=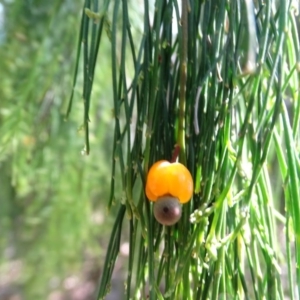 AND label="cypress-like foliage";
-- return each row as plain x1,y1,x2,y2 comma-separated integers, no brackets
70,0,300,299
